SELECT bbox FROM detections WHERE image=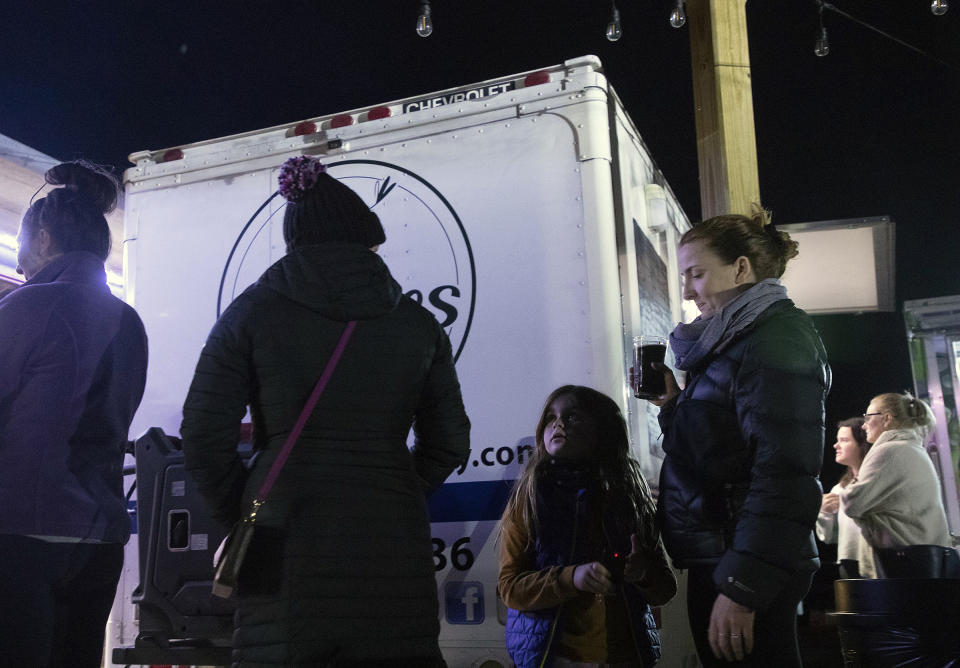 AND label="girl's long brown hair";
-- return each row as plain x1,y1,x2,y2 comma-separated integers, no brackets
501,385,659,553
